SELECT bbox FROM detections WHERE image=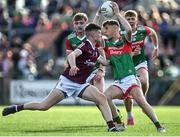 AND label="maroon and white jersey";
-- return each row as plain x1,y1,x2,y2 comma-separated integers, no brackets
62,40,100,84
